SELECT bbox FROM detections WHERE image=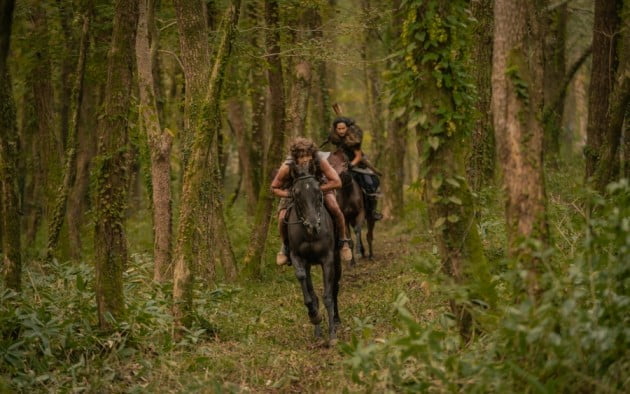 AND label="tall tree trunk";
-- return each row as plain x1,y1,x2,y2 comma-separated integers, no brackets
173,0,237,285
585,0,622,179
246,0,266,205
542,2,567,162
0,0,20,291
136,0,173,282
242,0,287,279
361,0,385,168
492,0,549,298
226,98,257,211
592,1,629,192
25,3,59,245
172,0,241,326
94,0,138,328
46,5,91,263
382,0,405,219
67,85,99,260
286,60,312,140
406,1,494,340
468,0,495,190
